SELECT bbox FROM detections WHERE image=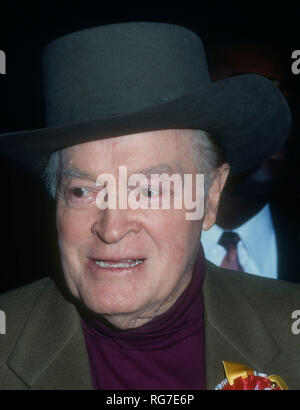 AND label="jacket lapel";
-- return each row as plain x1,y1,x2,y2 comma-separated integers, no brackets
7,280,93,390
203,261,280,389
